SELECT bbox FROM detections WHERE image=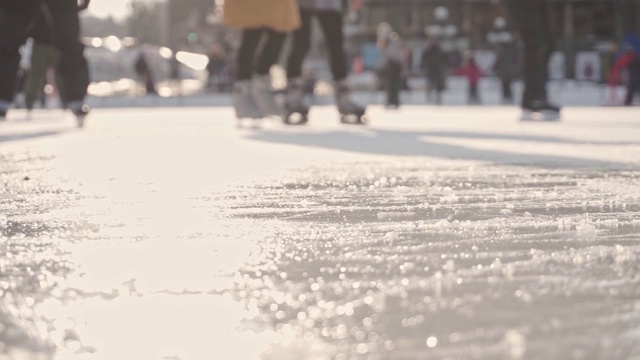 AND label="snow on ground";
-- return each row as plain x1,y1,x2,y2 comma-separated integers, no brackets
0,106,640,360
